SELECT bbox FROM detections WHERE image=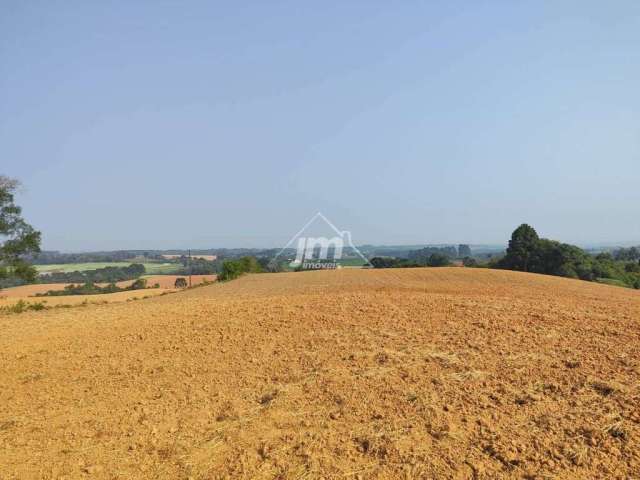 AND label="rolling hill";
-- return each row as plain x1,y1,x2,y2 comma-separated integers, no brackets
0,268,638,478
